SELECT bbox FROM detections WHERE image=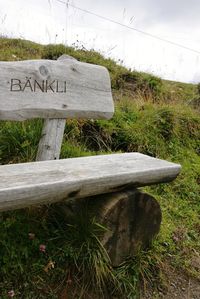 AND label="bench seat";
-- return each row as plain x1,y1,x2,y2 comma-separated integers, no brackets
0,153,181,211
